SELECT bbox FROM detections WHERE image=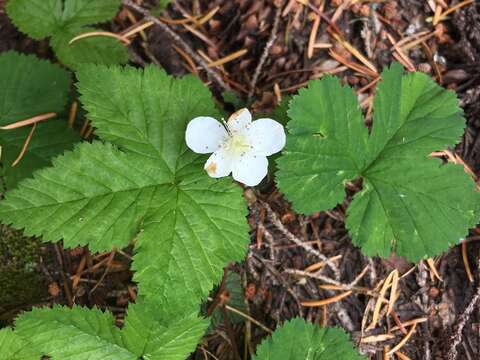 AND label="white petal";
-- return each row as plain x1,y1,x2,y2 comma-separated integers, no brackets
232,153,268,186
186,116,227,154
247,118,286,156
204,148,234,178
227,108,252,134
